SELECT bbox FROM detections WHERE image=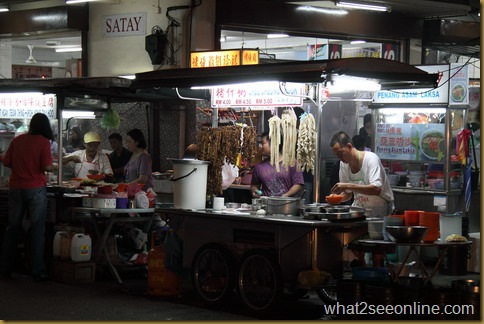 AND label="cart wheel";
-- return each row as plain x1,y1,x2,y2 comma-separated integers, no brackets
238,249,282,312
315,286,337,305
191,243,235,306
